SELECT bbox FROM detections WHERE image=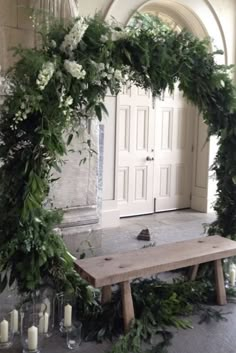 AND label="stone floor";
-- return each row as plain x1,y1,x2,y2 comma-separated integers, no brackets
7,209,236,353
